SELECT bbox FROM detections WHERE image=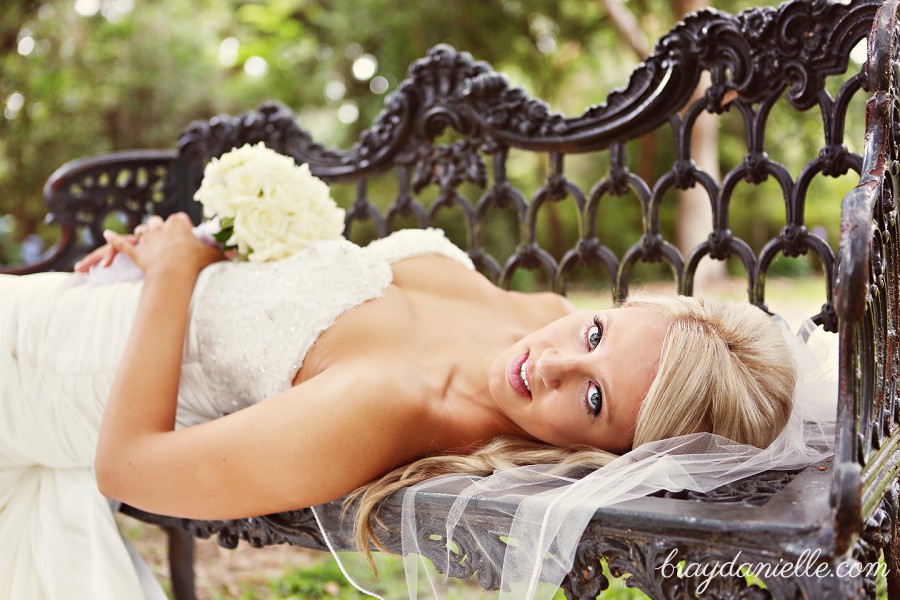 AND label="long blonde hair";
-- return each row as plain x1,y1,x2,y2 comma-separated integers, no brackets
346,294,795,567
